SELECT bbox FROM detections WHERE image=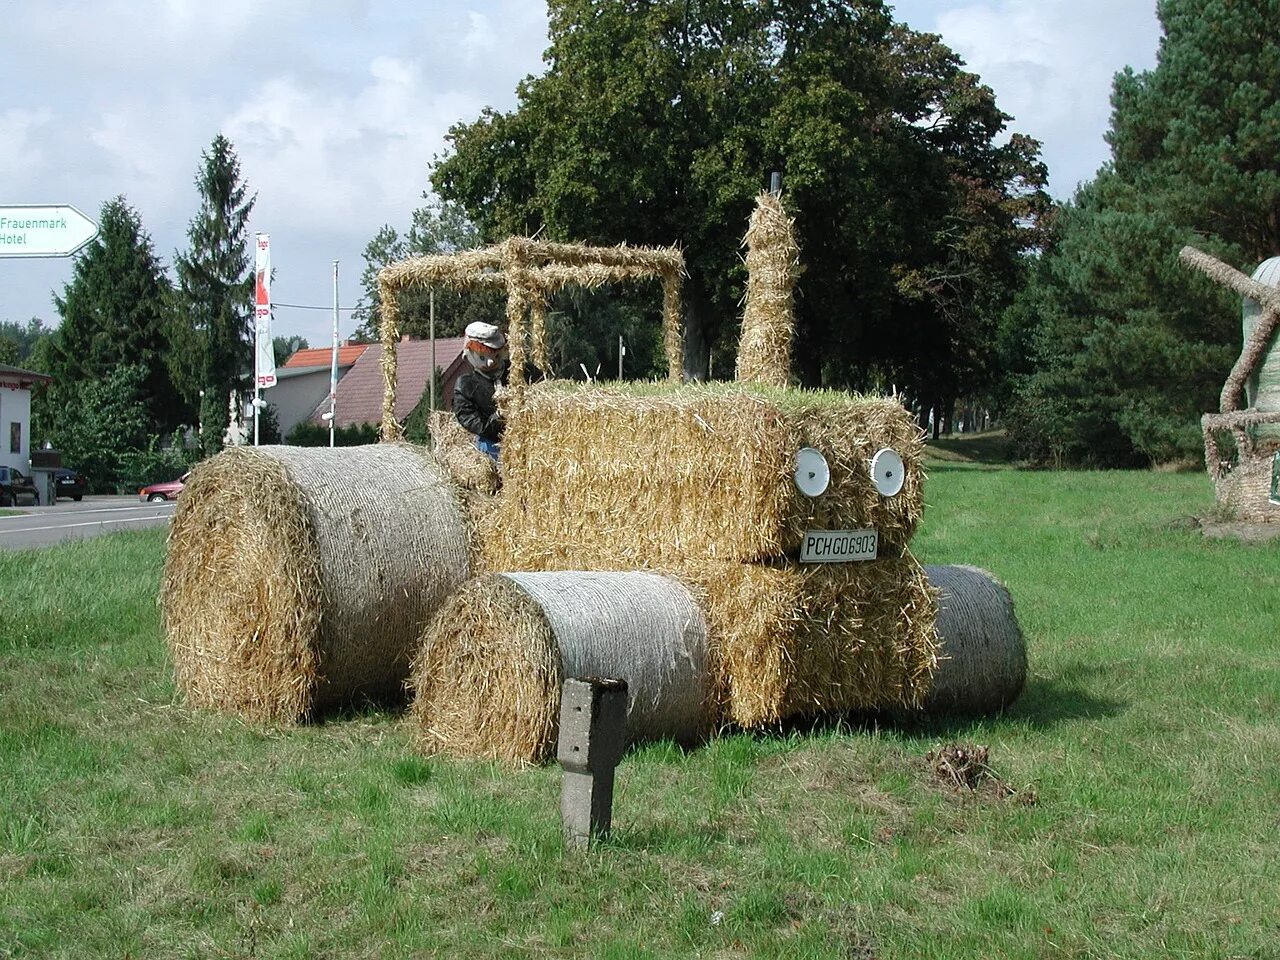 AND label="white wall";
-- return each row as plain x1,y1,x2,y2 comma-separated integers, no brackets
0,386,32,472
268,368,333,439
